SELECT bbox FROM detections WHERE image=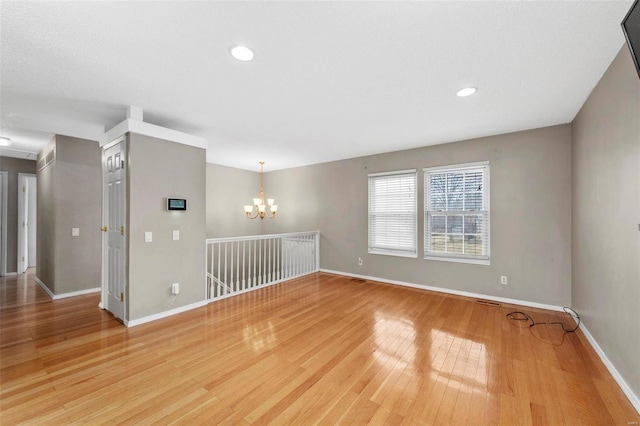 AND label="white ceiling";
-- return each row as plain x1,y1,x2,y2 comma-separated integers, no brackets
0,1,633,171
